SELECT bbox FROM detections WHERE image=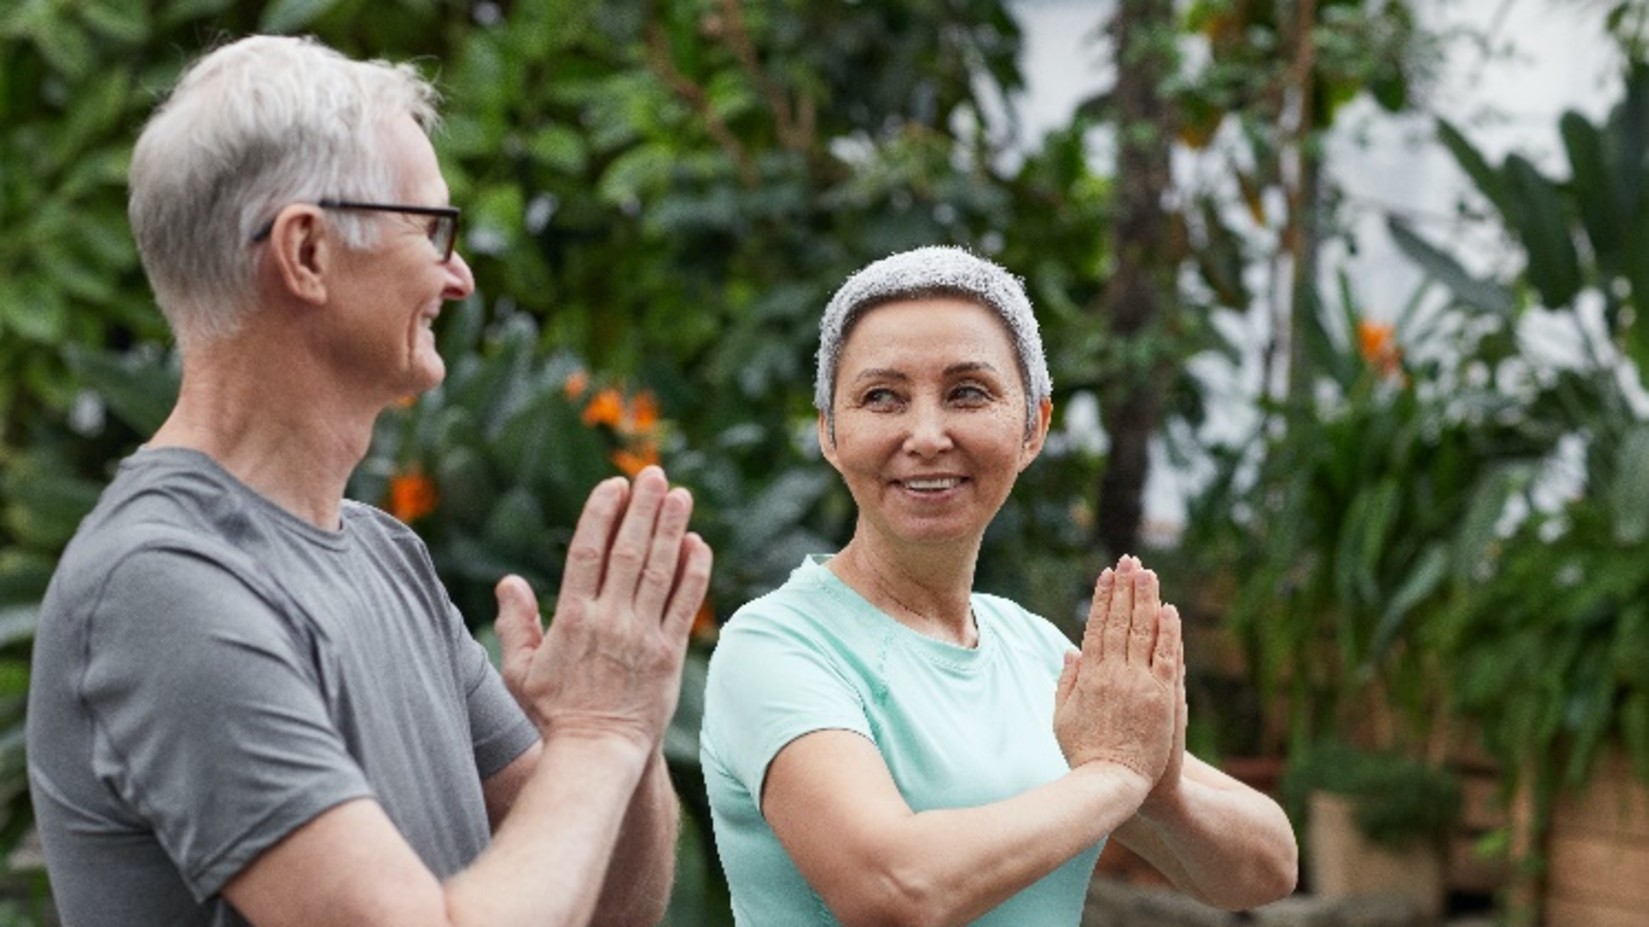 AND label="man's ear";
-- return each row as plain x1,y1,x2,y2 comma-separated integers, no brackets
265,205,331,306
